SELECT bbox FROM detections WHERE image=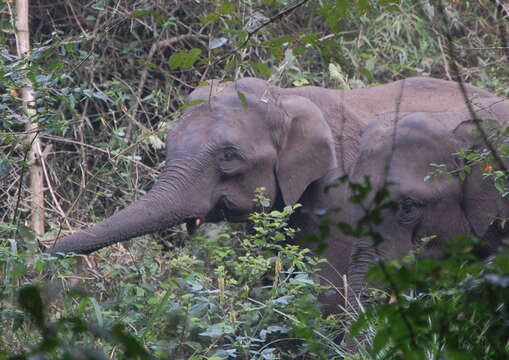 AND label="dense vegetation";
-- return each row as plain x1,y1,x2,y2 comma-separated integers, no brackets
1,0,508,358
